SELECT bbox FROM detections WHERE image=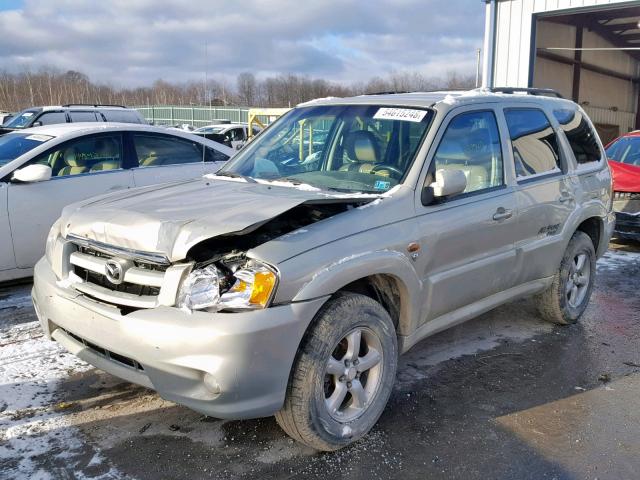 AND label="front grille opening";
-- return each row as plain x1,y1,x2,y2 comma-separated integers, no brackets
73,265,161,297
61,328,144,371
